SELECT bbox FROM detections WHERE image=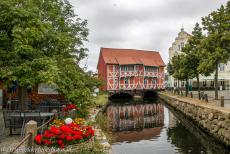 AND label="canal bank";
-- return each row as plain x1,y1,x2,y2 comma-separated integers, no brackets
159,92,230,147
